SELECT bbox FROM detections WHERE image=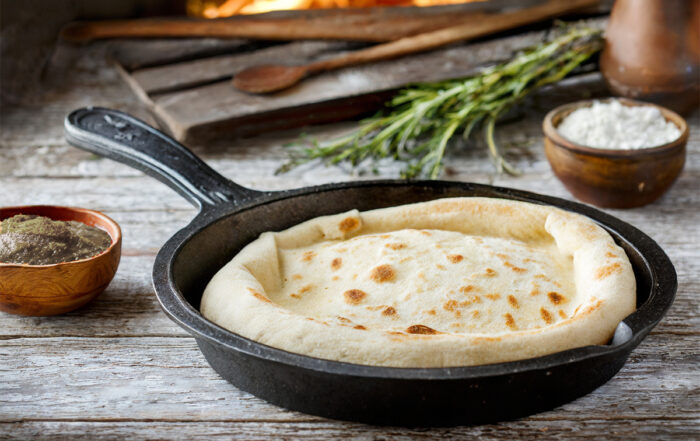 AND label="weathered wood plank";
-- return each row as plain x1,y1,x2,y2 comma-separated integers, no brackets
147,27,563,141
1,418,698,441
0,335,697,422
132,19,609,141
2,165,699,229
107,38,262,71
131,40,366,95
0,255,185,338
